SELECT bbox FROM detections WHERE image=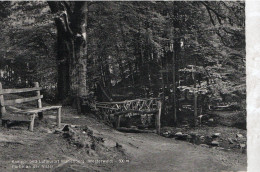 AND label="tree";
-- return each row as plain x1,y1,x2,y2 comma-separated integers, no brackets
0,1,245,119
47,2,88,106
